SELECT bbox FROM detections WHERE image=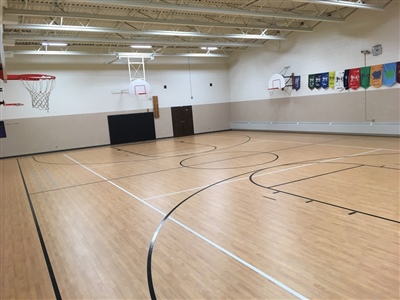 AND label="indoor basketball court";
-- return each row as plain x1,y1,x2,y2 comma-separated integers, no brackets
1,1,399,300
2,131,399,299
